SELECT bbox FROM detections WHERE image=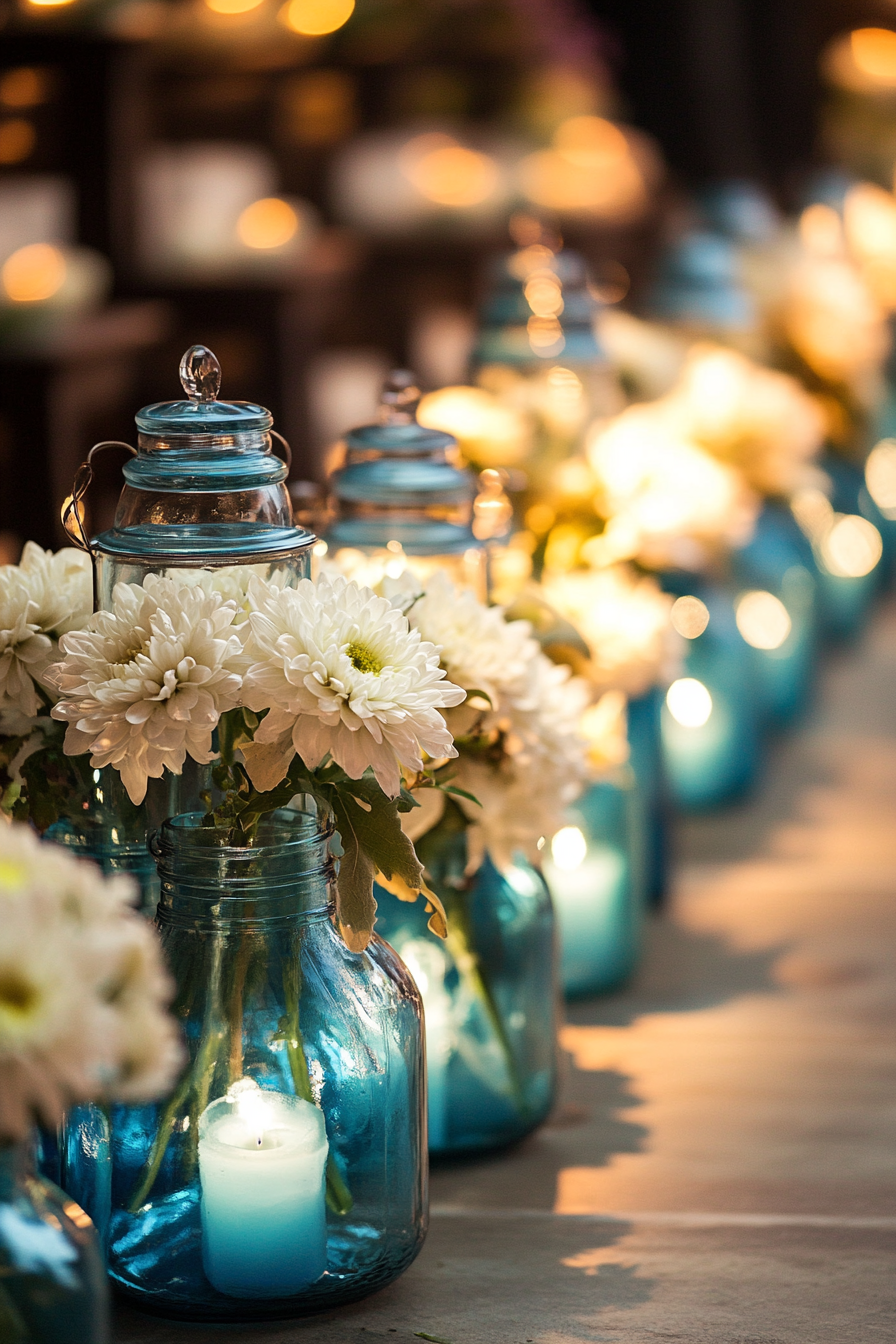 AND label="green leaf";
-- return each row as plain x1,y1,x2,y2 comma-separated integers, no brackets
440,784,482,807
328,791,377,952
